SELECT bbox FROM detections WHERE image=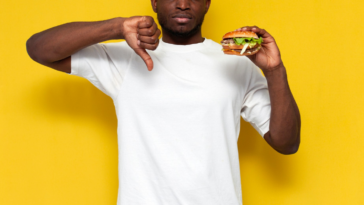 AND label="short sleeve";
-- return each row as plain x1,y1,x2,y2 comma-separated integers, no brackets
240,61,271,137
70,41,132,100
